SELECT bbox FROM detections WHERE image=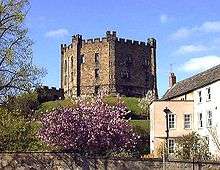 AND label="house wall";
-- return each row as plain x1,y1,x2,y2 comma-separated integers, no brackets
150,101,194,156
171,92,194,101
193,81,220,156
